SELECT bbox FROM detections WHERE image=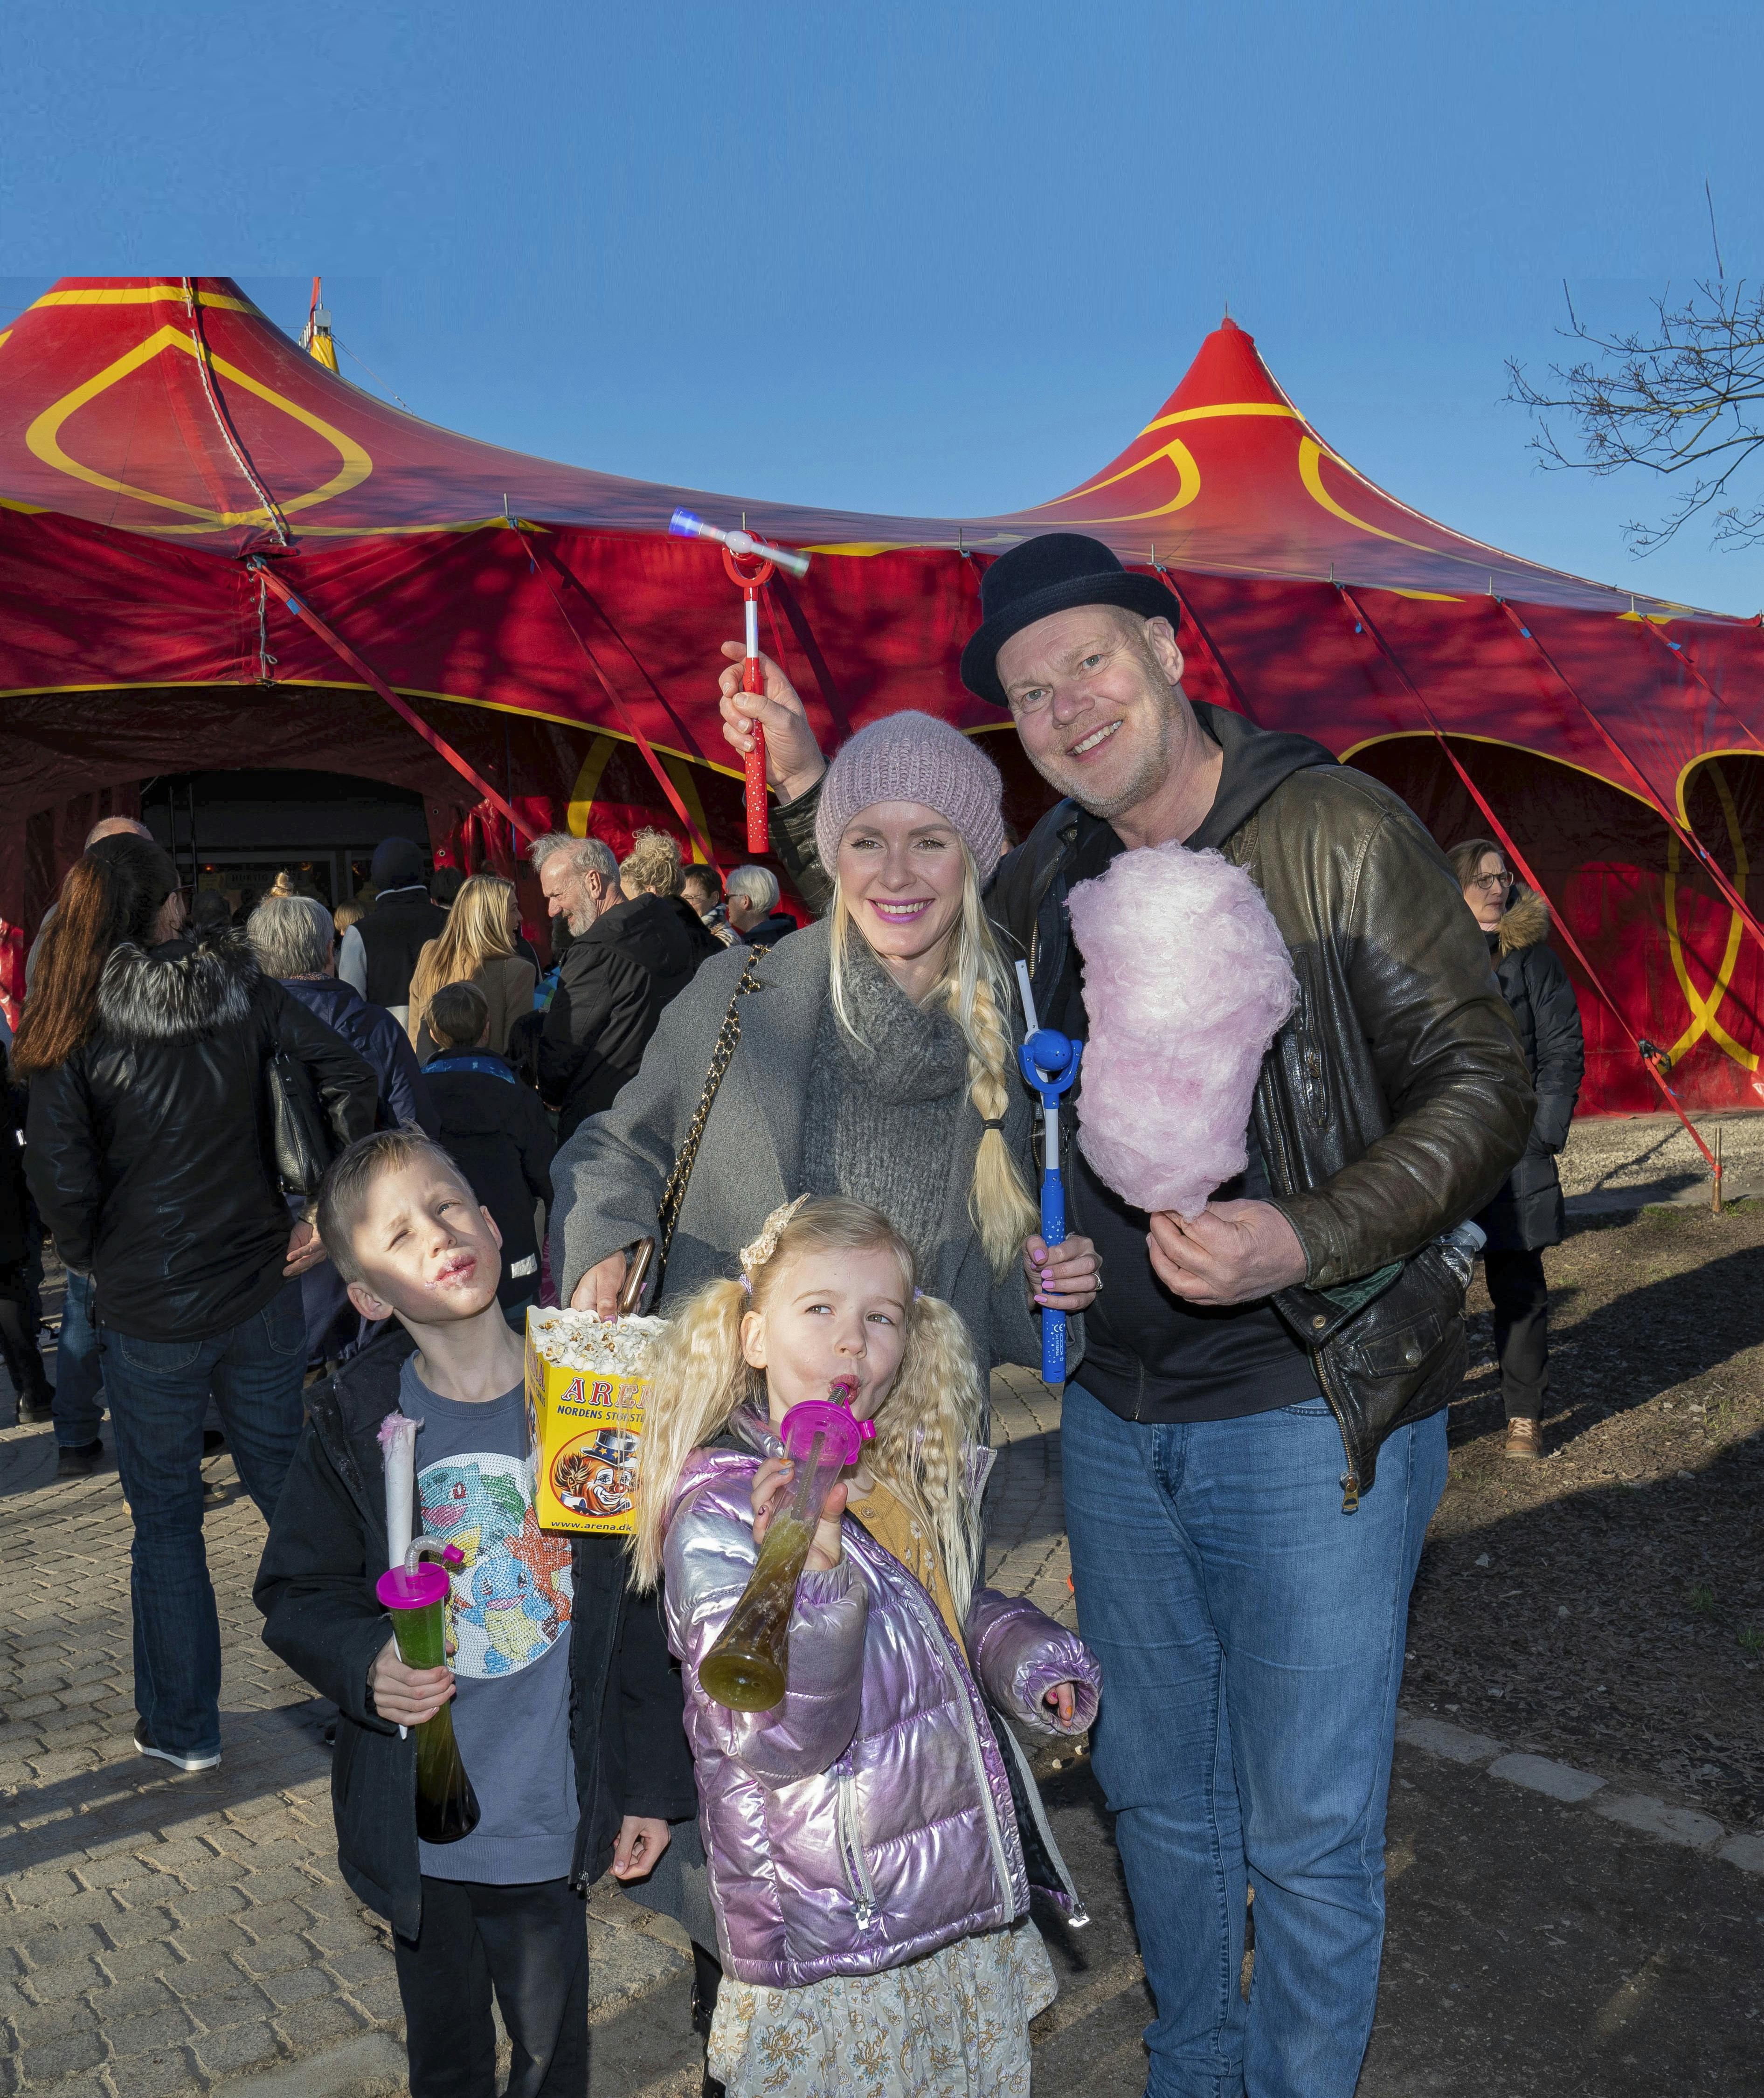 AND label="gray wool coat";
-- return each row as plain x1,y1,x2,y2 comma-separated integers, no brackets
549,920,1056,1375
